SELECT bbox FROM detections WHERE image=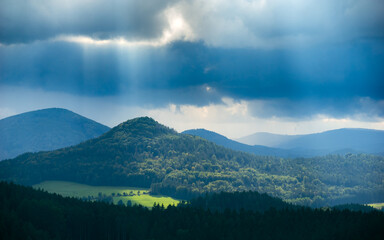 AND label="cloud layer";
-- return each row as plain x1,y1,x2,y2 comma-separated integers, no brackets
1,41,383,118
1,0,383,122
176,0,384,48
1,0,383,47
0,0,176,44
